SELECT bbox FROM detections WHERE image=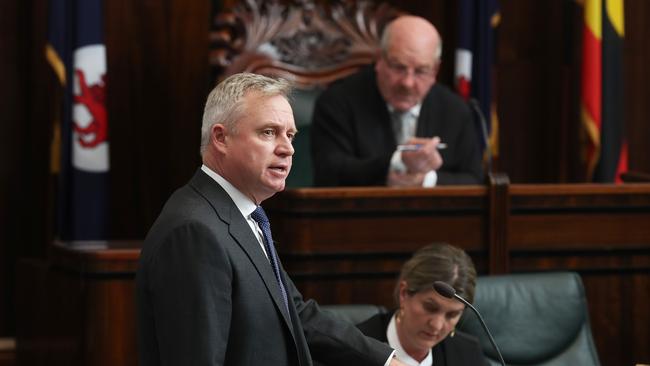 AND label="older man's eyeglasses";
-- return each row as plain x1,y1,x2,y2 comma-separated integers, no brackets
383,55,435,81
